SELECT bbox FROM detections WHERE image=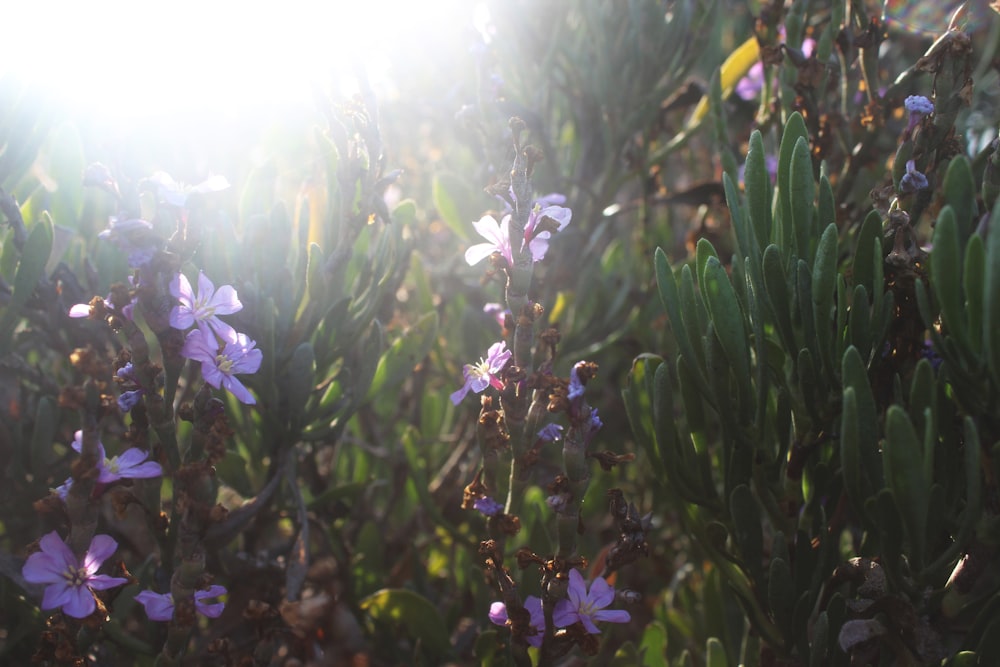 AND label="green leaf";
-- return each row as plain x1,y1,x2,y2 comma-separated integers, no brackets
842,346,881,487
724,171,754,261
744,130,772,251
789,137,815,262
884,406,929,570
655,248,710,397
767,557,795,646
366,311,438,401
432,172,472,240
964,233,985,353
984,200,1000,386
360,588,451,659
943,155,976,246
810,611,829,667
0,212,53,353
777,113,809,255
29,396,58,475
812,223,838,379
284,342,316,431
931,206,969,348
762,244,796,353
702,256,751,391
306,243,327,304
730,485,763,584
852,210,882,298
696,237,719,297
841,388,870,525
706,637,729,667
624,355,668,482
638,622,669,667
